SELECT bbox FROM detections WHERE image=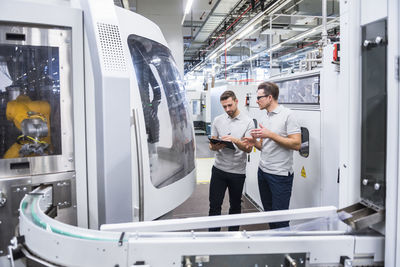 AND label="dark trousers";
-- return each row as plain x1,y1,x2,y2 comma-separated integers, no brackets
209,166,246,231
258,168,294,229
